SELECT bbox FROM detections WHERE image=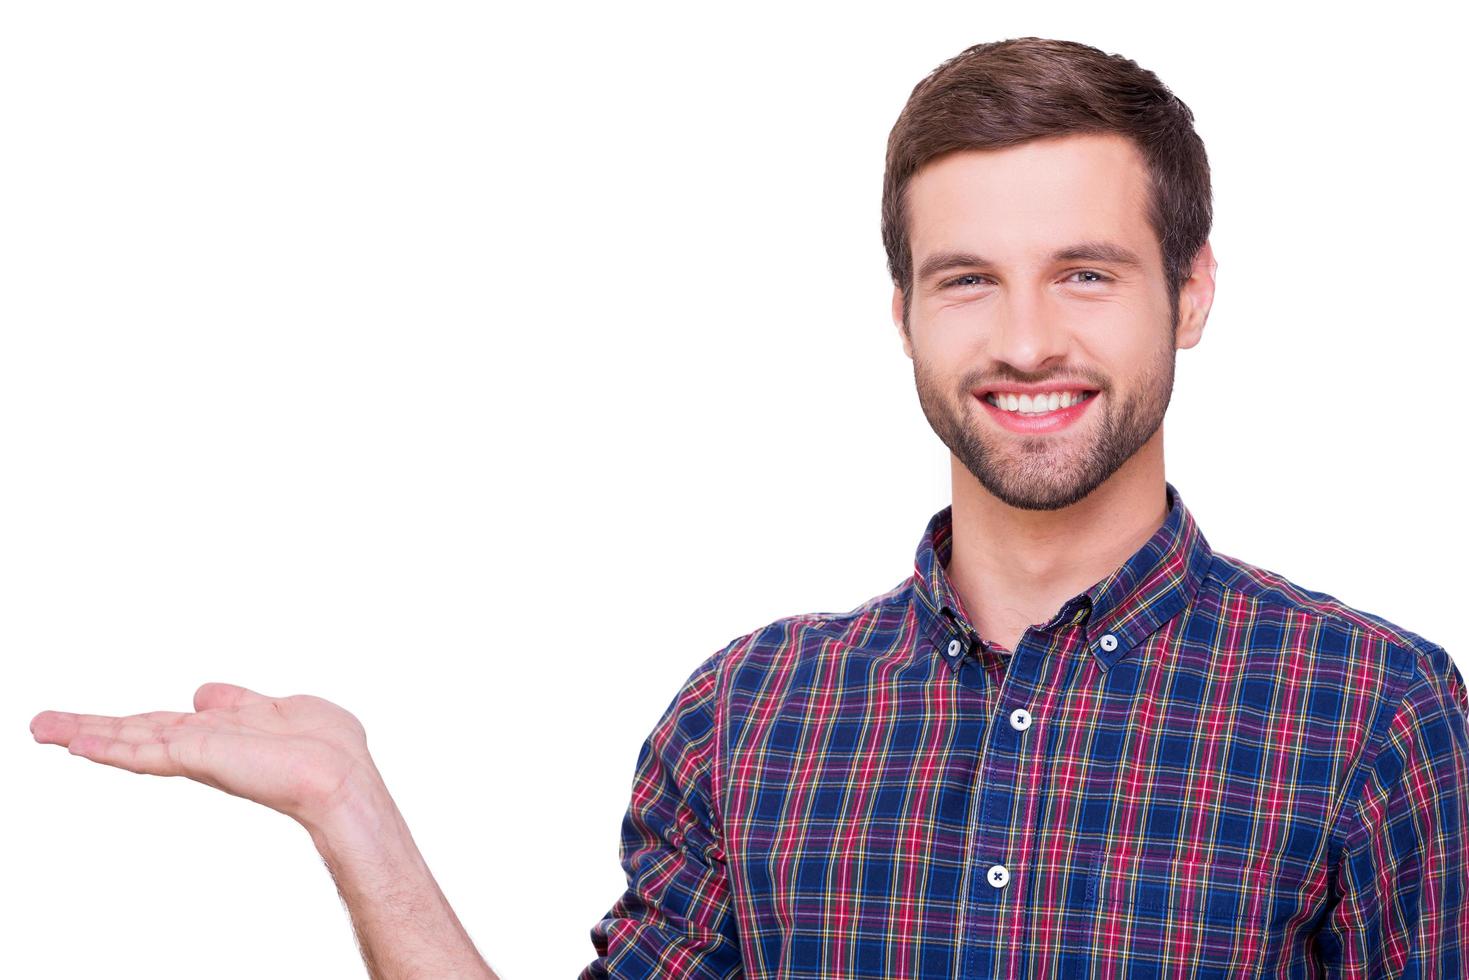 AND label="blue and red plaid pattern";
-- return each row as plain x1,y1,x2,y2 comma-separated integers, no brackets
582,482,1469,978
